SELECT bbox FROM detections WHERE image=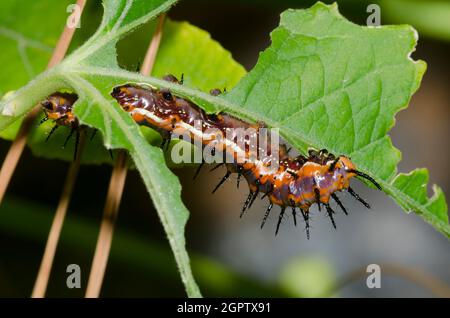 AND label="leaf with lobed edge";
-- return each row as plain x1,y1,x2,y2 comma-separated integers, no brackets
224,2,449,236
